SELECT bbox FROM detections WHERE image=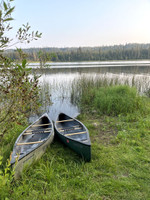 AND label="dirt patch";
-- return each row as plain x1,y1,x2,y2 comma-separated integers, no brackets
90,116,118,145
